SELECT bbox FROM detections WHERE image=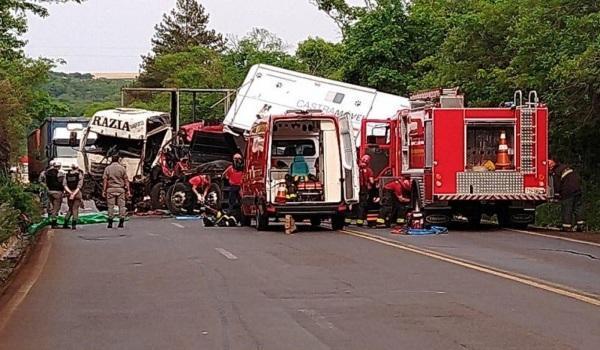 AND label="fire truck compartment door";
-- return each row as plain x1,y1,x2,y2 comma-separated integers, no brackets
339,115,360,203
433,110,463,194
